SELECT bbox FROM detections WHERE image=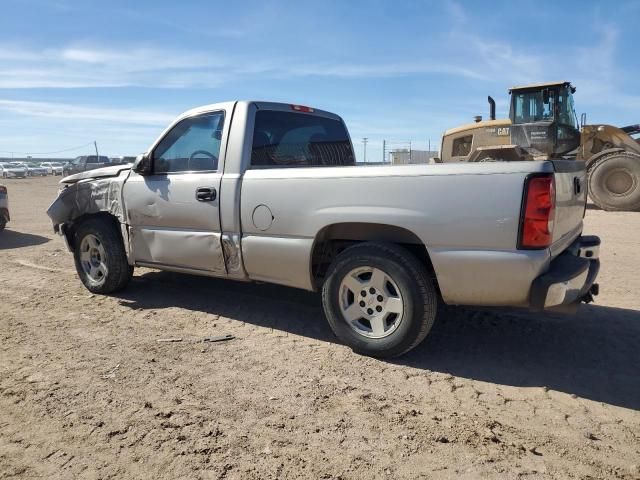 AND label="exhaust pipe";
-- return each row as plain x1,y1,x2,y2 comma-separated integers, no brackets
488,96,496,120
